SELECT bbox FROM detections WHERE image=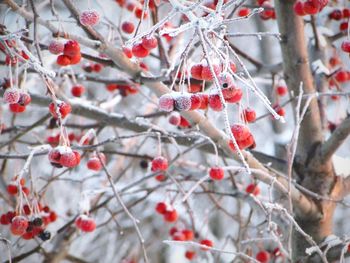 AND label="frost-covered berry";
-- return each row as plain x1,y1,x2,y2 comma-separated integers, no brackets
173,93,191,111
80,10,100,26
87,153,106,171
208,94,223,111
49,100,72,119
75,215,96,232
230,123,251,141
18,92,31,106
63,40,81,57
209,167,224,180
190,63,203,80
158,94,174,112
151,156,168,171
243,108,256,123
190,94,202,110
60,148,79,168
3,87,20,104
168,112,181,126
10,216,29,236
141,36,158,50
132,43,149,58
48,40,64,55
